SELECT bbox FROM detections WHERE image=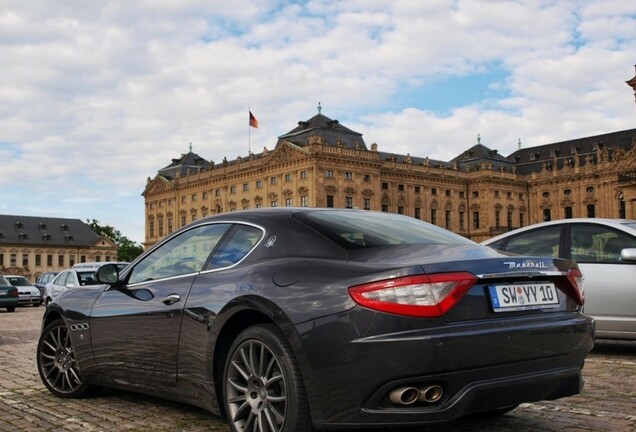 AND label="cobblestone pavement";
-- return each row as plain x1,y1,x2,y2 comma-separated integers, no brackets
1,306,635,432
